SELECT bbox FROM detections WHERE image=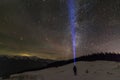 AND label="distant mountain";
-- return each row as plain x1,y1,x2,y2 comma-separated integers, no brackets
0,55,55,79
47,52,120,67
76,52,120,62
0,52,120,79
